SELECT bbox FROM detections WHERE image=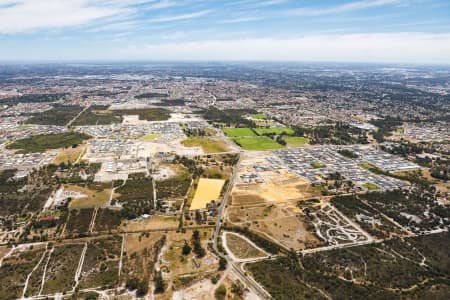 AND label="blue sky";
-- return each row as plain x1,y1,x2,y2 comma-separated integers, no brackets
0,0,449,63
